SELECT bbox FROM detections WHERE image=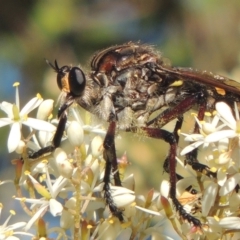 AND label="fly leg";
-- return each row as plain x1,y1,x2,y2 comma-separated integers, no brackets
184,103,216,178
102,121,123,221
29,100,73,159
29,111,67,158
163,116,184,181
129,126,202,226
148,93,216,178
